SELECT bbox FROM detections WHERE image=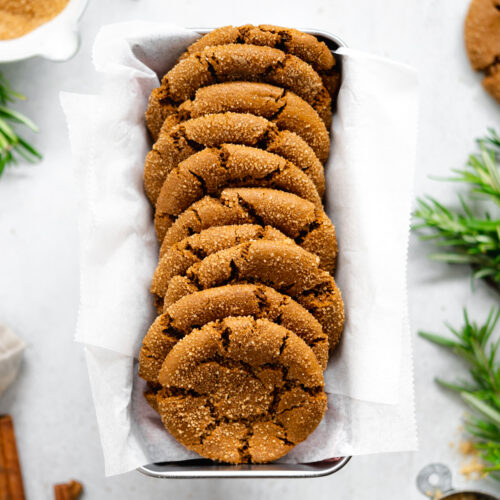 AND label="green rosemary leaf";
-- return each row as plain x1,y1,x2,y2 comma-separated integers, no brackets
0,105,38,131
0,72,40,177
17,137,42,159
435,377,476,393
420,309,500,478
462,393,500,426
418,331,459,348
413,130,500,292
428,253,479,264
